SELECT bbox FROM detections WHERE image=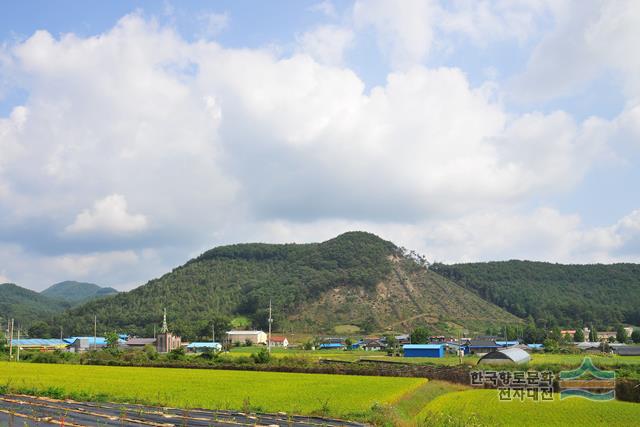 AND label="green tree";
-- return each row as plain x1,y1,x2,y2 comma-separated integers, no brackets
573,328,585,343
344,338,353,349
543,338,558,352
523,322,546,344
384,334,399,356
105,331,119,349
616,325,628,343
505,325,519,341
251,348,271,364
588,325,598,342
28,321,52,338
143,344,158,360
549,327,562,342
167,346,186,360
631,329,640,344
410,326,431,344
